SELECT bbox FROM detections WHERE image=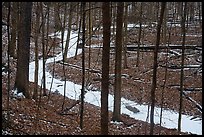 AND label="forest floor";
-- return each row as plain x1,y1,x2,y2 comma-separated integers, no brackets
2,23,202,135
